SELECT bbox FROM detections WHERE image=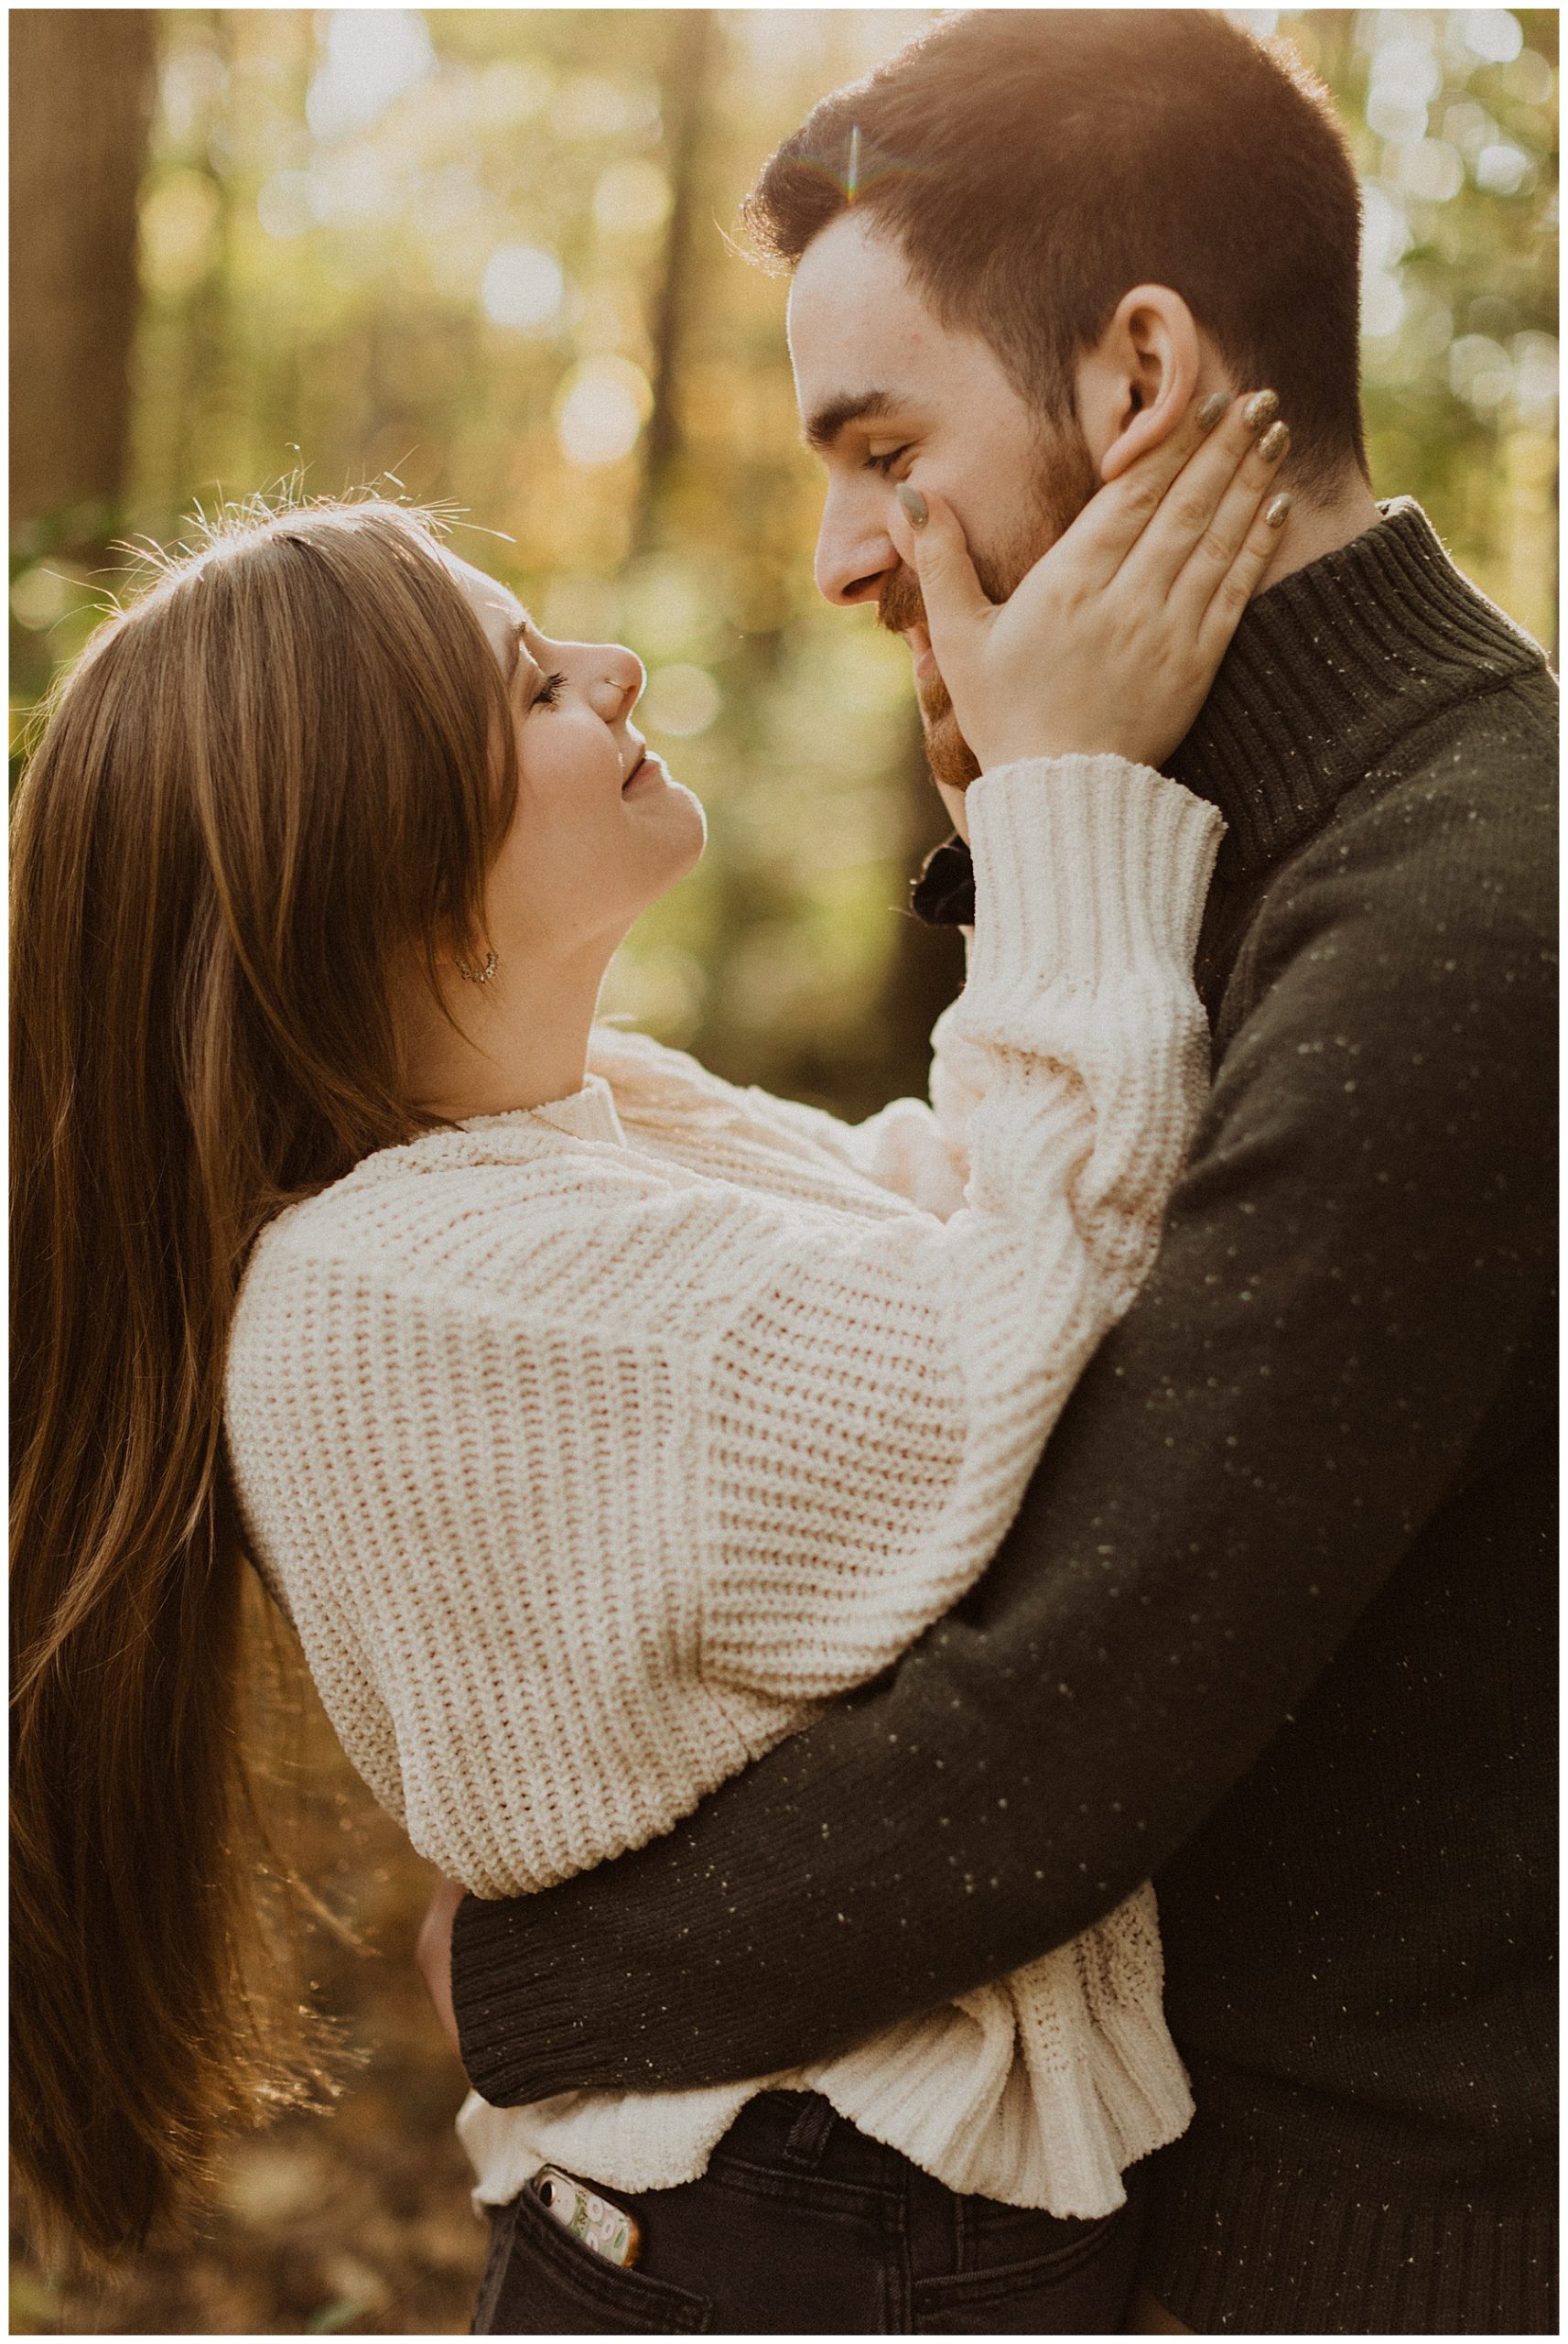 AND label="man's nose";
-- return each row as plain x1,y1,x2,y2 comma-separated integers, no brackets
814,486,898,608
